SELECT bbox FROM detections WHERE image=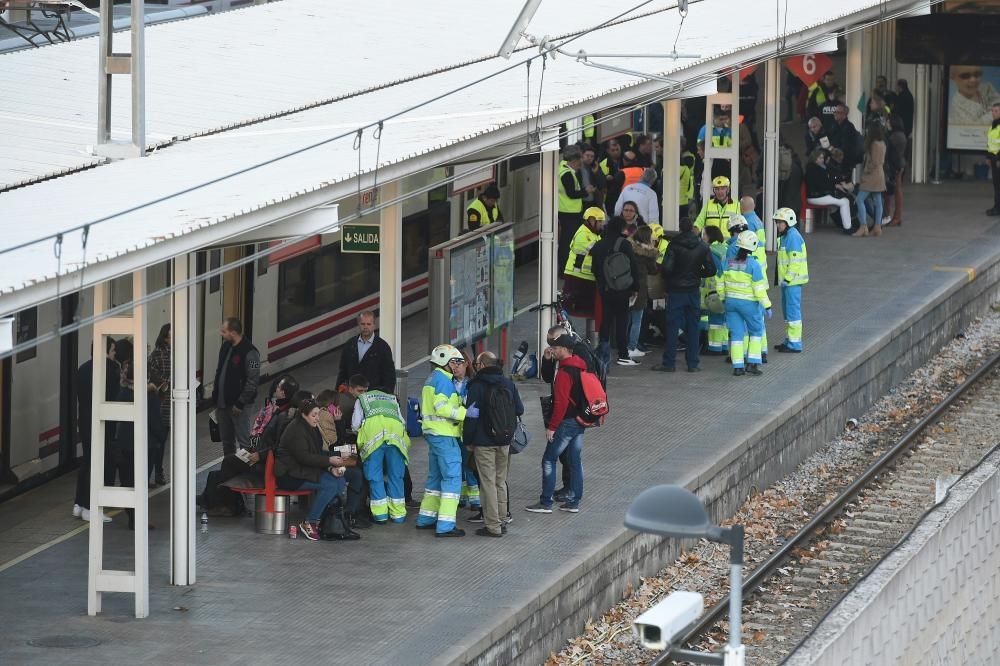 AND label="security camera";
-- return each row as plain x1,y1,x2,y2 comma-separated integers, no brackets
633,591,704,651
